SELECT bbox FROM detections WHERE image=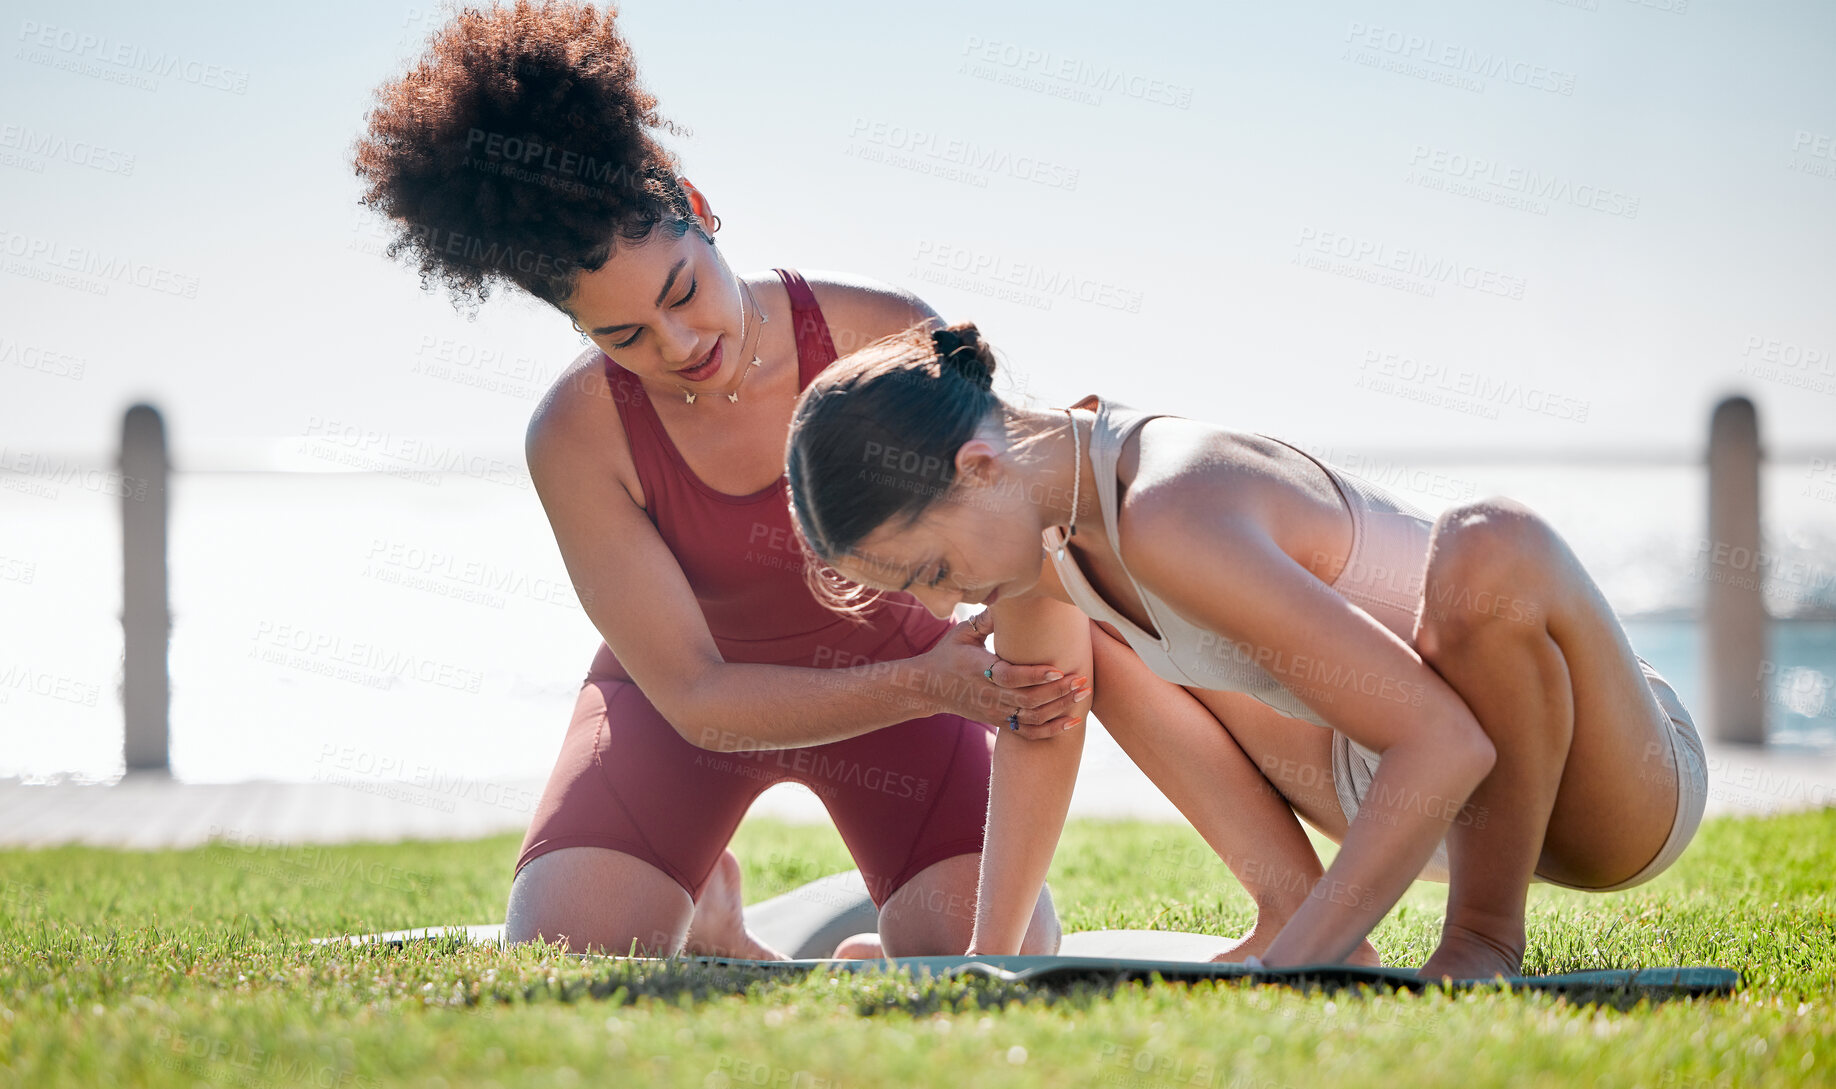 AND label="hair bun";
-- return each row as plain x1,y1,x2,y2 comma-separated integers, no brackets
931,323,996,391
